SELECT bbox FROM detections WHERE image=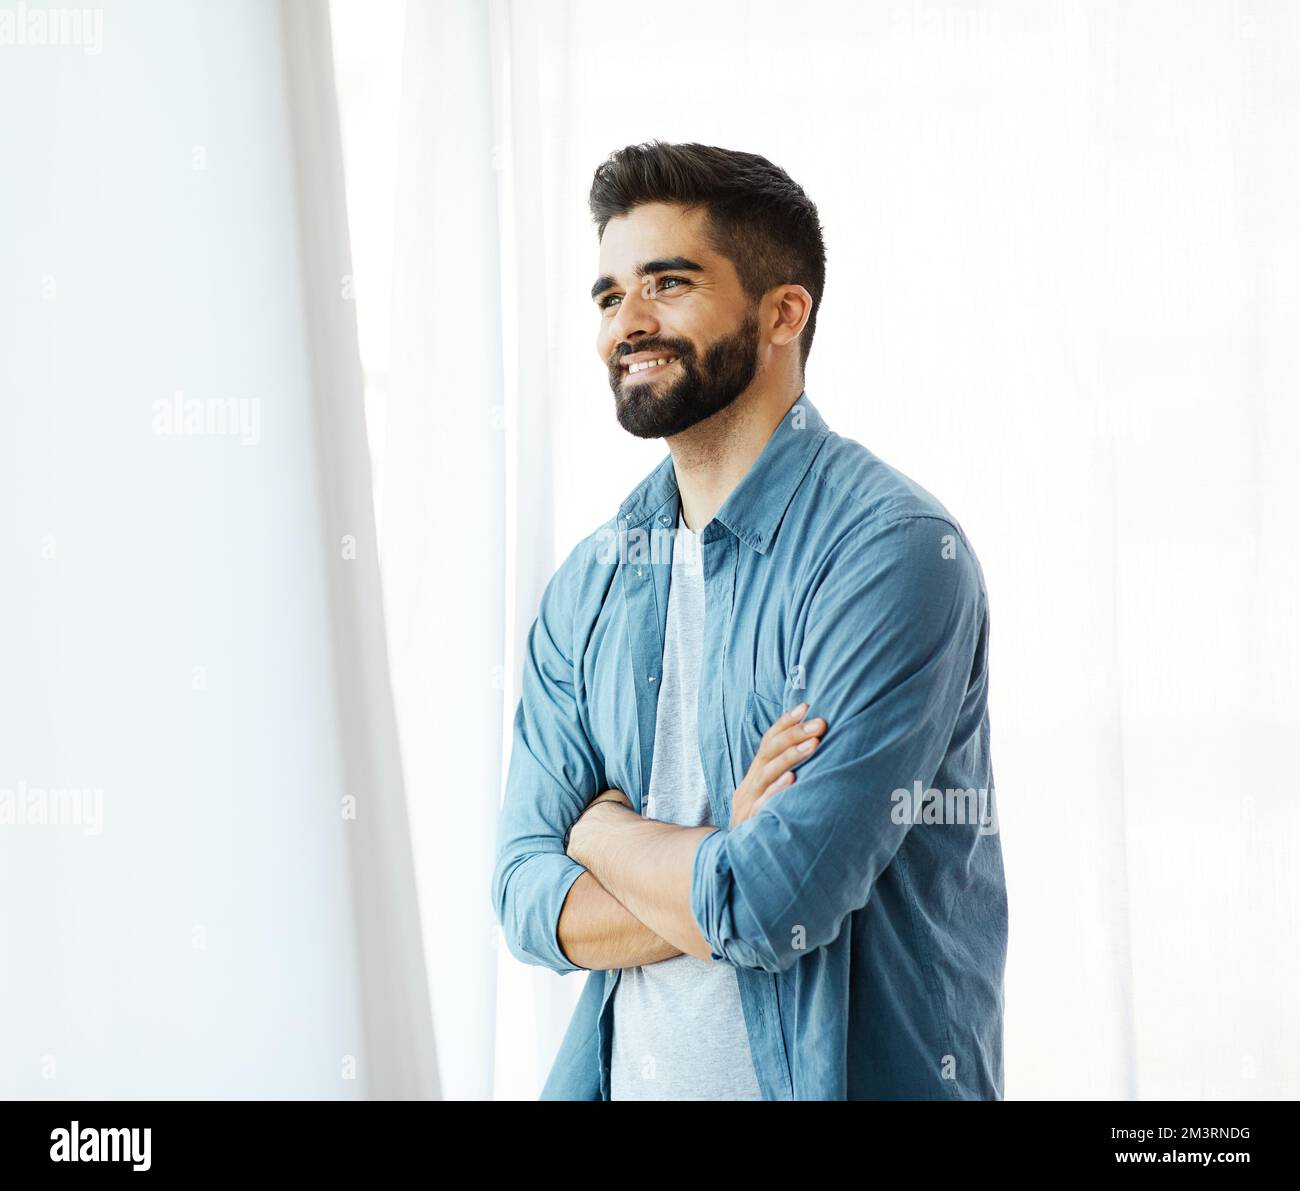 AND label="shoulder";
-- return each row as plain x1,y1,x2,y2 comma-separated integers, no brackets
803,430,987,607
807,429,961,528
535,443,673,641
534,516,623,638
